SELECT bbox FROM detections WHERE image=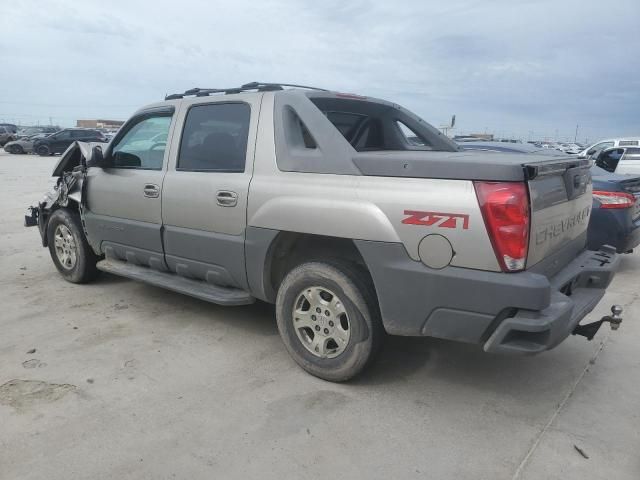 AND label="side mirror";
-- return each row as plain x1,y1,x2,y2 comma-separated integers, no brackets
87,145,110,168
